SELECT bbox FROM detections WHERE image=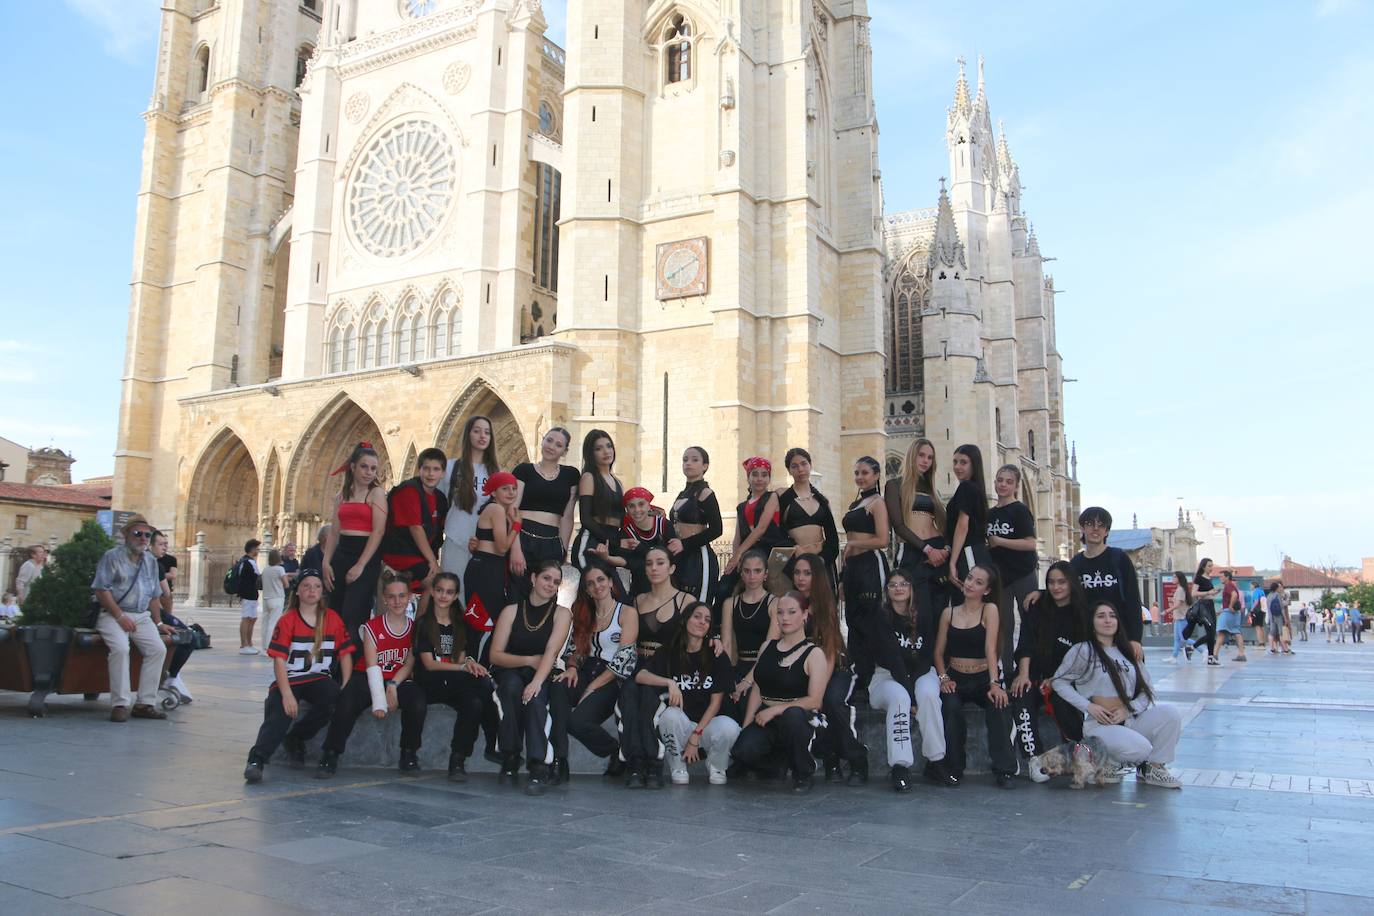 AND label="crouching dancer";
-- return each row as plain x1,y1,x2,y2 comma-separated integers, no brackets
244,569,355,782
318,576,426,777
1051,602,1183,789
417,572,493,782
